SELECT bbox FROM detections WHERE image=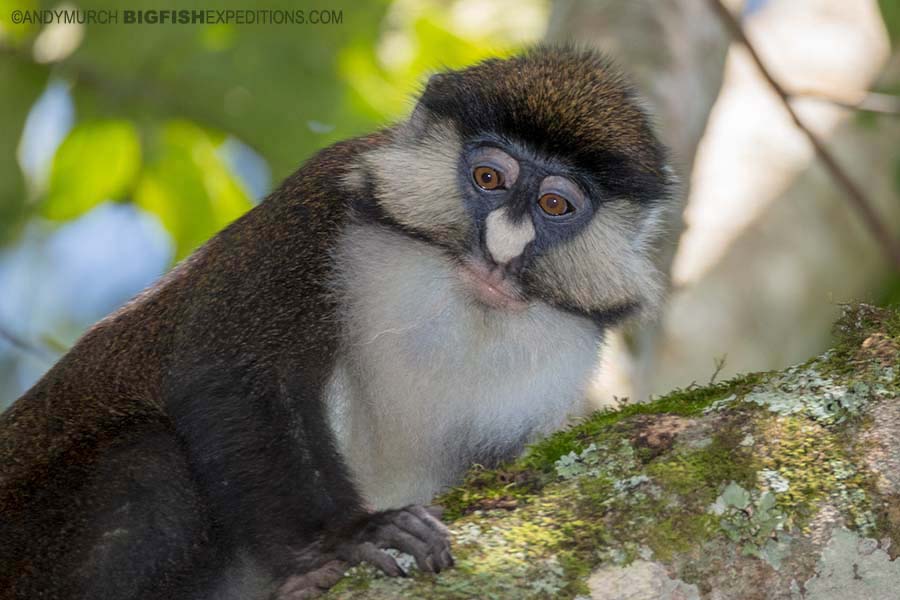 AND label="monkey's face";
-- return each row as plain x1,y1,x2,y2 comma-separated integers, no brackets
355,47,676,324
454,138,604,313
